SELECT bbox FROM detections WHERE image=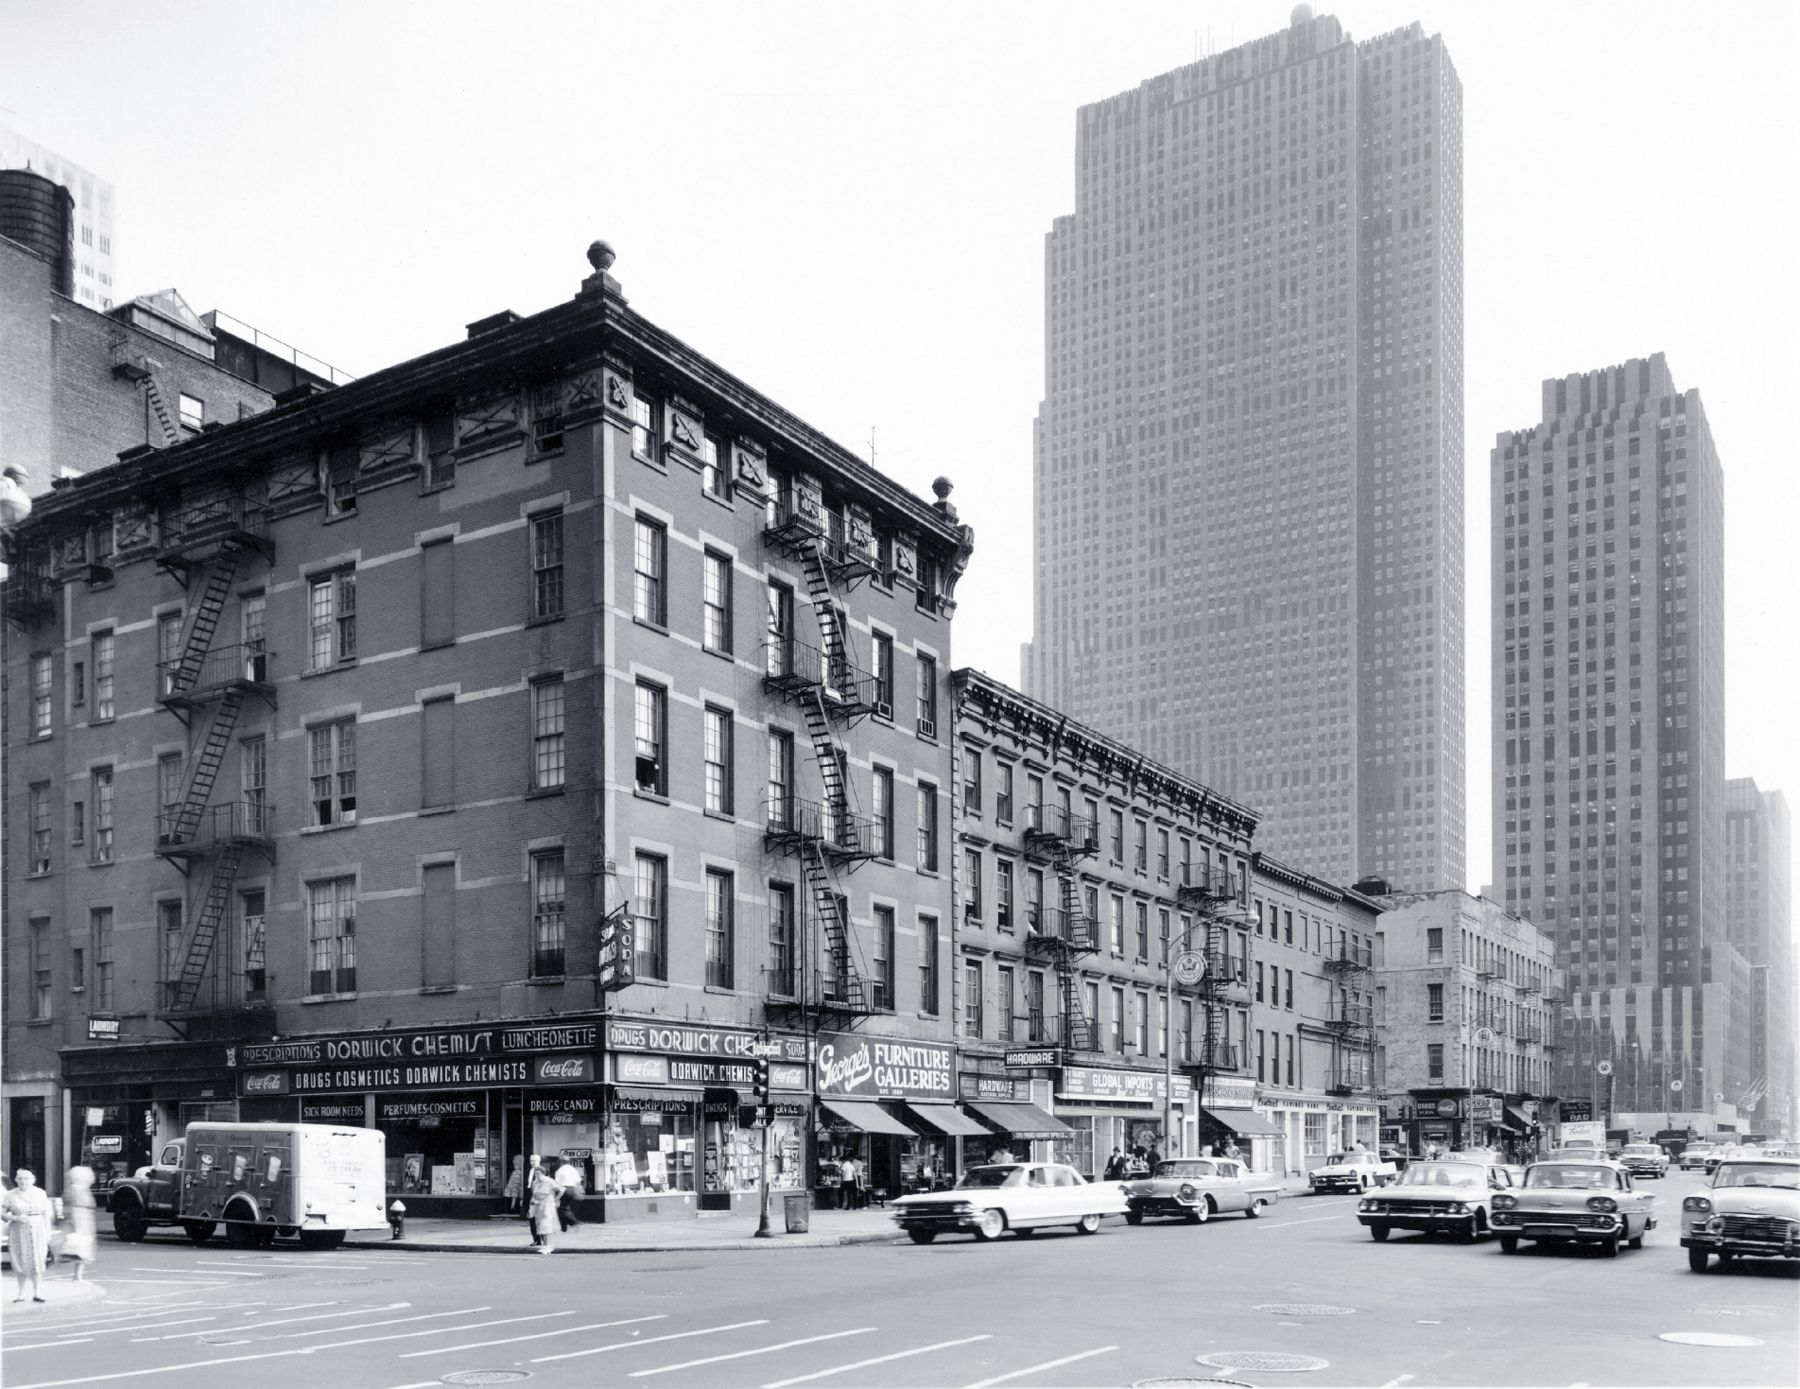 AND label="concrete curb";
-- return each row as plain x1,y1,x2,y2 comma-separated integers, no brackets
347,1230,905,1255
3,1279,109,1305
